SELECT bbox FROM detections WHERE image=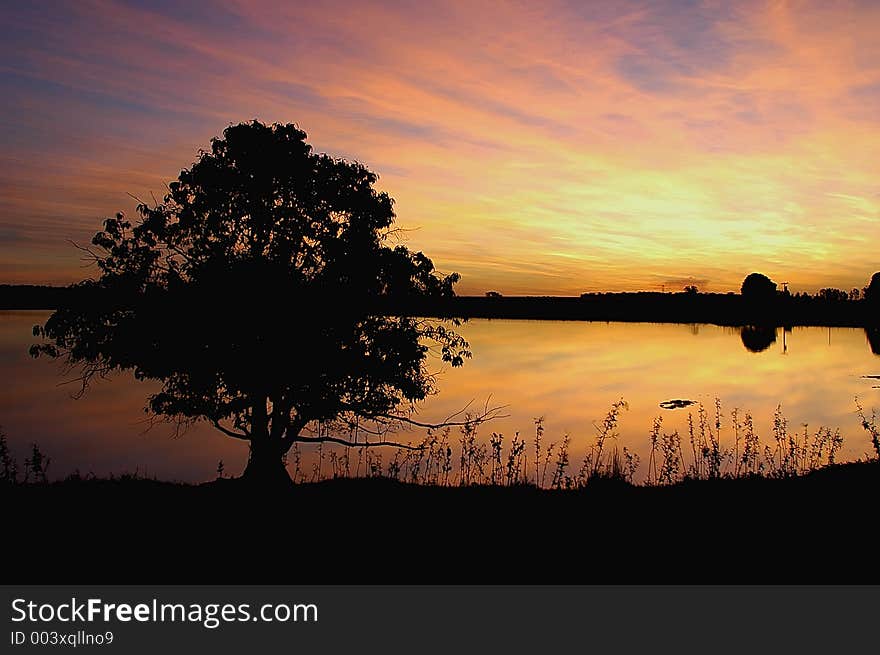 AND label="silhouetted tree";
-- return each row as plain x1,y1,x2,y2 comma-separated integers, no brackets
683,285,698,295
865,272,880,304
740,273,777,302
485,291,503,298
31,121,484,484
